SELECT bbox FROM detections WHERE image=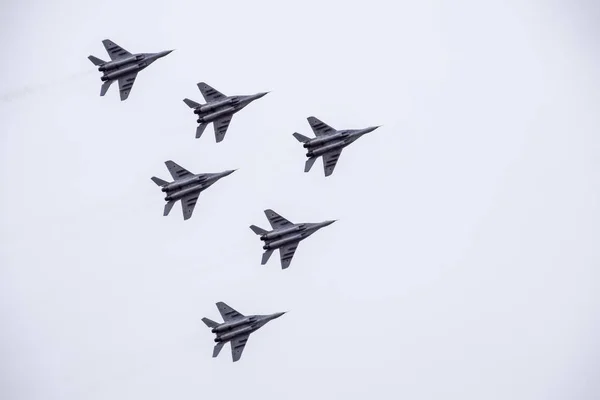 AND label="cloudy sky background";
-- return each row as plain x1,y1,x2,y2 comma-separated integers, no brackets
1,1,599,399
